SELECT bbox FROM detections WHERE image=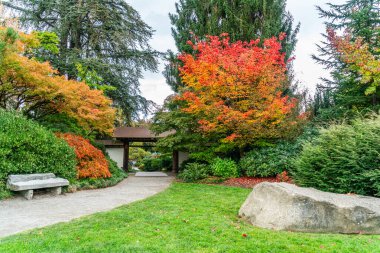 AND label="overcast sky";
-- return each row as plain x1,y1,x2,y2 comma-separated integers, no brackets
129,0,346,105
